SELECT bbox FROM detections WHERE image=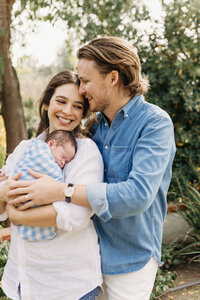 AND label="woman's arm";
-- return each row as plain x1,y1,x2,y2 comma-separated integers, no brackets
7,203,57,226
